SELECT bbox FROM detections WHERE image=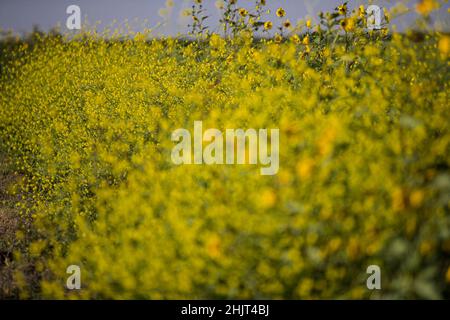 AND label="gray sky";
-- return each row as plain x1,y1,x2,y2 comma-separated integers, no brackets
0,0,448,35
